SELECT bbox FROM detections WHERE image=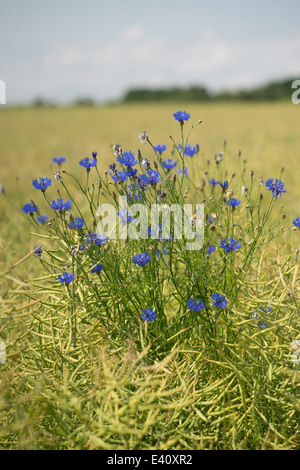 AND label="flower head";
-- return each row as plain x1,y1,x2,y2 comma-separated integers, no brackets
219,180,229,191
68,217,85,230
173,110,191,123
220,237,241,252
141,308,157,322
211,293,227,309
141,158,150,171
184,144,197,157
32,177,52,191
139,170,161,185
52,156,66,165
50,197,72,212
36,214,49,224
54,171,62,183
208,178,219,186
57,271,75,285
126,168,138,178
227,197,241,208
90,263,103,273
22,202,38,215
139,131,148,144
292,218,300,229
112,144,122,156
132,252,151,267
33,246,43,257
154,144,167,154
79,157,97,171
83,233,108,246
117,209,136,225
163,159,177,170
117,151,137,168
111,170,128,183
265,178,286,198
207,245,216,255
187,298,206,311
